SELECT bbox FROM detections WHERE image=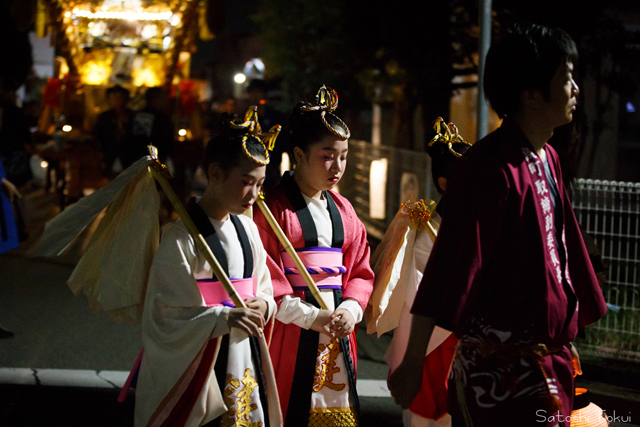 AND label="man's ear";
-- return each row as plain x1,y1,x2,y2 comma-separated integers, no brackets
521,89,543,110
437,177,447,192
293,146,306,165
